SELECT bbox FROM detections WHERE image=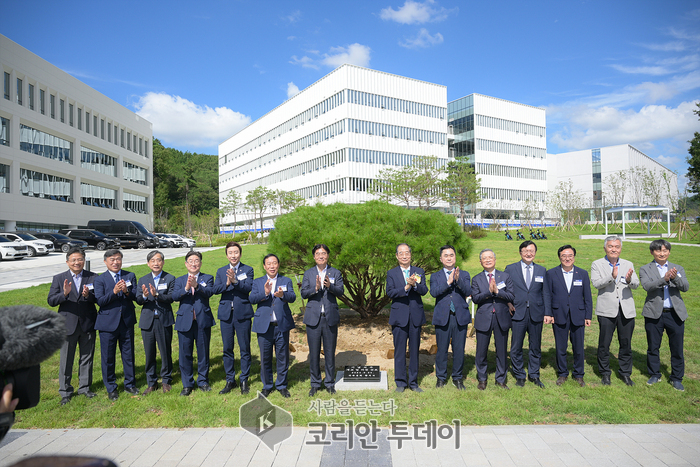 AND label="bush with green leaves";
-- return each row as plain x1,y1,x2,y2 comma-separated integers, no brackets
269,201,471,318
